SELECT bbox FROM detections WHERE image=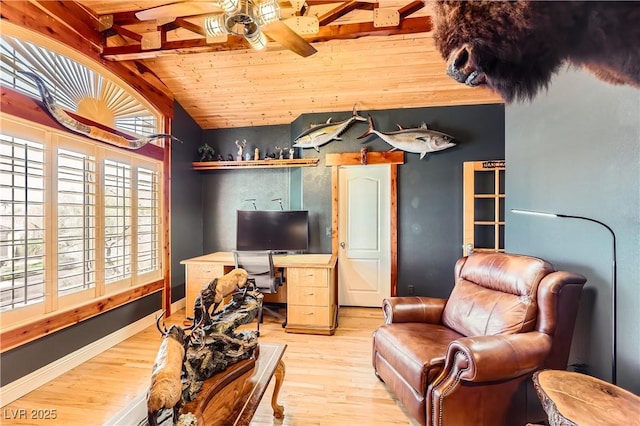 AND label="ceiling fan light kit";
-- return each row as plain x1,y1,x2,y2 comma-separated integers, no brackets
204,14,227,37
204,0,282,50
255,0,281,25
220,0,243,15
244,23,268,50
